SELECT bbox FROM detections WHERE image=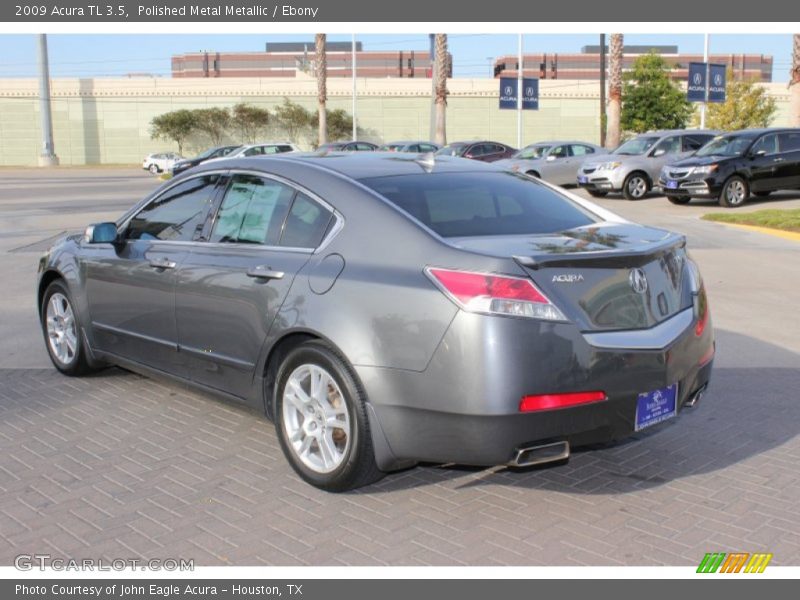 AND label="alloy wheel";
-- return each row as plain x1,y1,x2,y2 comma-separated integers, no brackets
46,292,77,366
726,180,747,206
281,364,351,474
